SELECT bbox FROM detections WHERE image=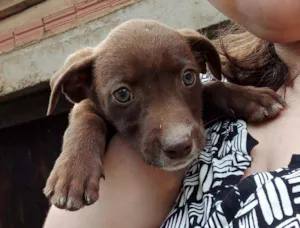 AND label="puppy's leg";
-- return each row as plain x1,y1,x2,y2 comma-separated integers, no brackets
203,81,286,123
44,99,106,211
